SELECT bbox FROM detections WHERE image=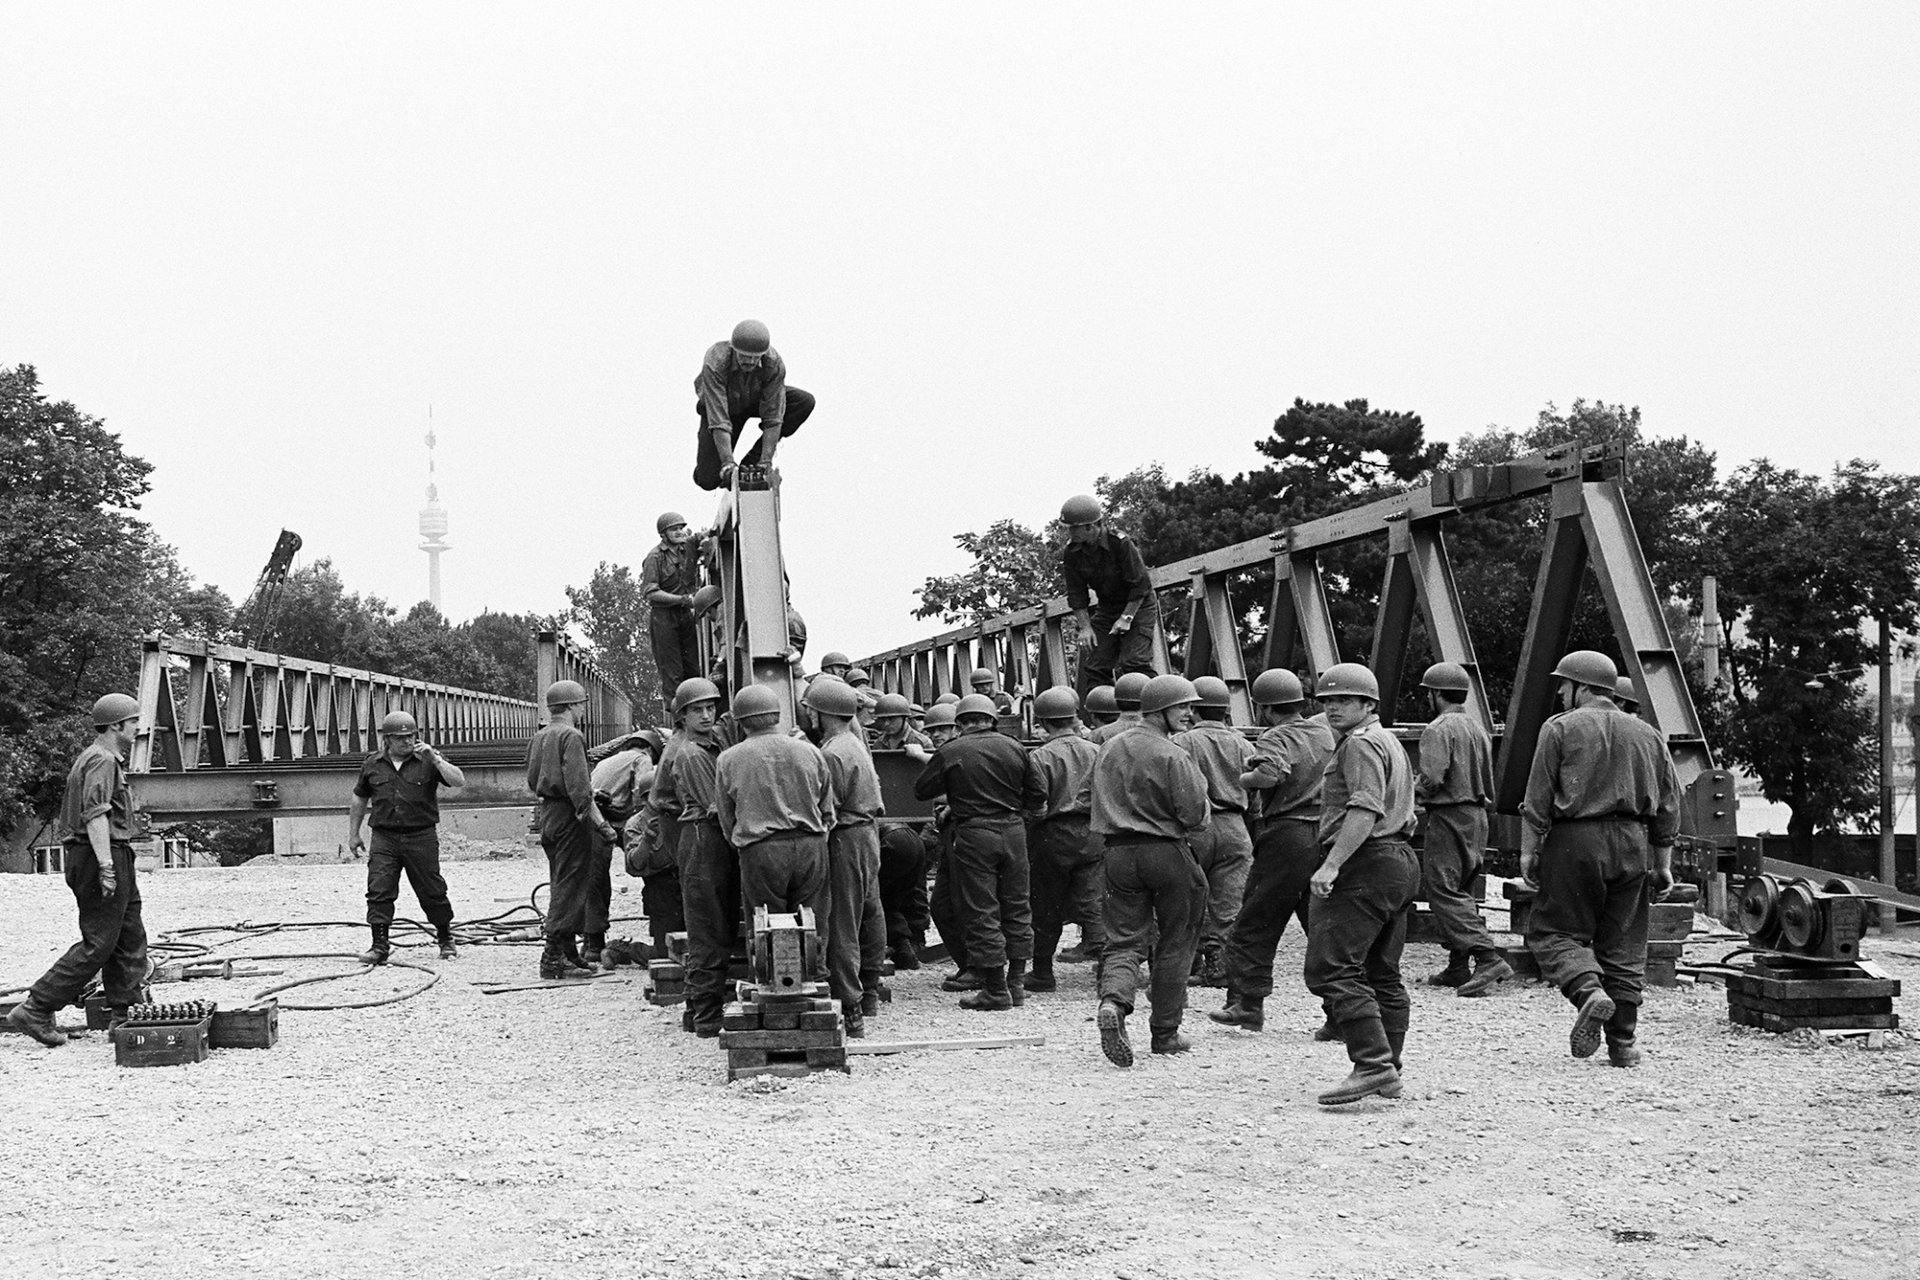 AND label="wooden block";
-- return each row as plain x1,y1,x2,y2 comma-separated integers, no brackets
1729,973,1900,1001
806,1046,850,1072
722,1003,762,1031
1648,904,1694,942
721,1028,845,1050
1508,901,1535,936
649,962,686,982
799,1010,842,1030
726,1047,769,1067
728,1062,813,1082
1645,957,1679,988
1645,941,1685,961
759,1008,802,1031
643,985,686,1007
1727,993,1893,1018
665,932,689,961
1752,1011,1899,1032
